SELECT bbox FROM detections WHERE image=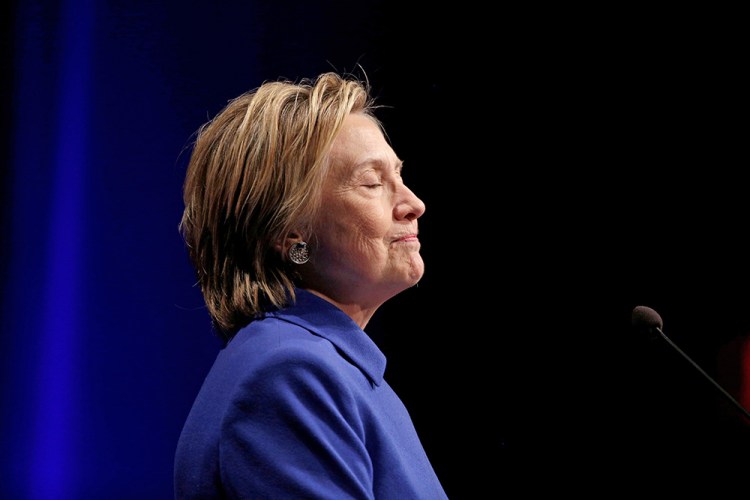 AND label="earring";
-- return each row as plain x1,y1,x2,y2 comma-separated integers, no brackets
288,241,309,265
